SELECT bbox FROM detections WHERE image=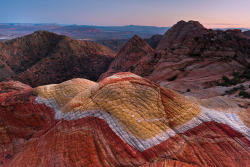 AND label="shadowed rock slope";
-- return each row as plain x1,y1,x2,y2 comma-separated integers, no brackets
0,73,249,166
98,35,153,80
145,34,163,49
243,30,250,37
0,31,116,87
